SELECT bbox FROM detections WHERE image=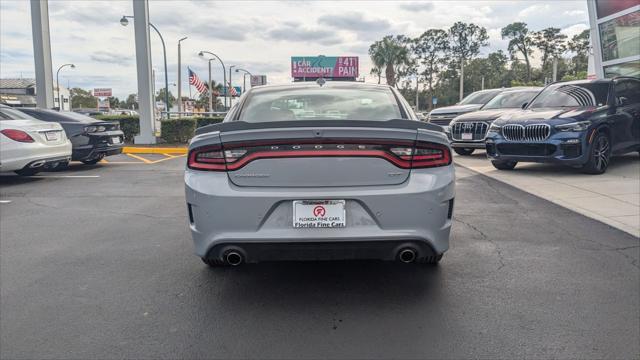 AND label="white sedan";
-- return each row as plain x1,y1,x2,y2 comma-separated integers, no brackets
0,105,72,176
